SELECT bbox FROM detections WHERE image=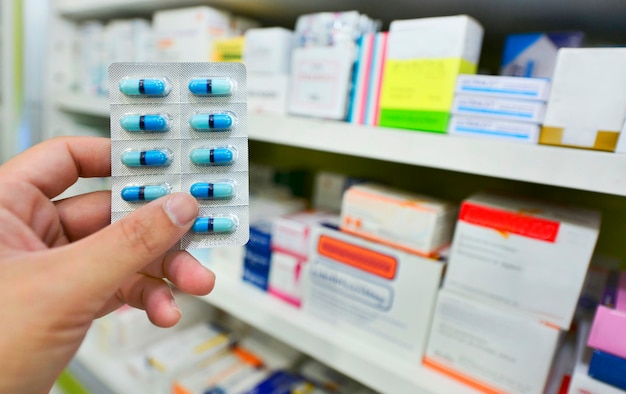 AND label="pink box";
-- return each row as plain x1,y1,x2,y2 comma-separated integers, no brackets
588,271,626,358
